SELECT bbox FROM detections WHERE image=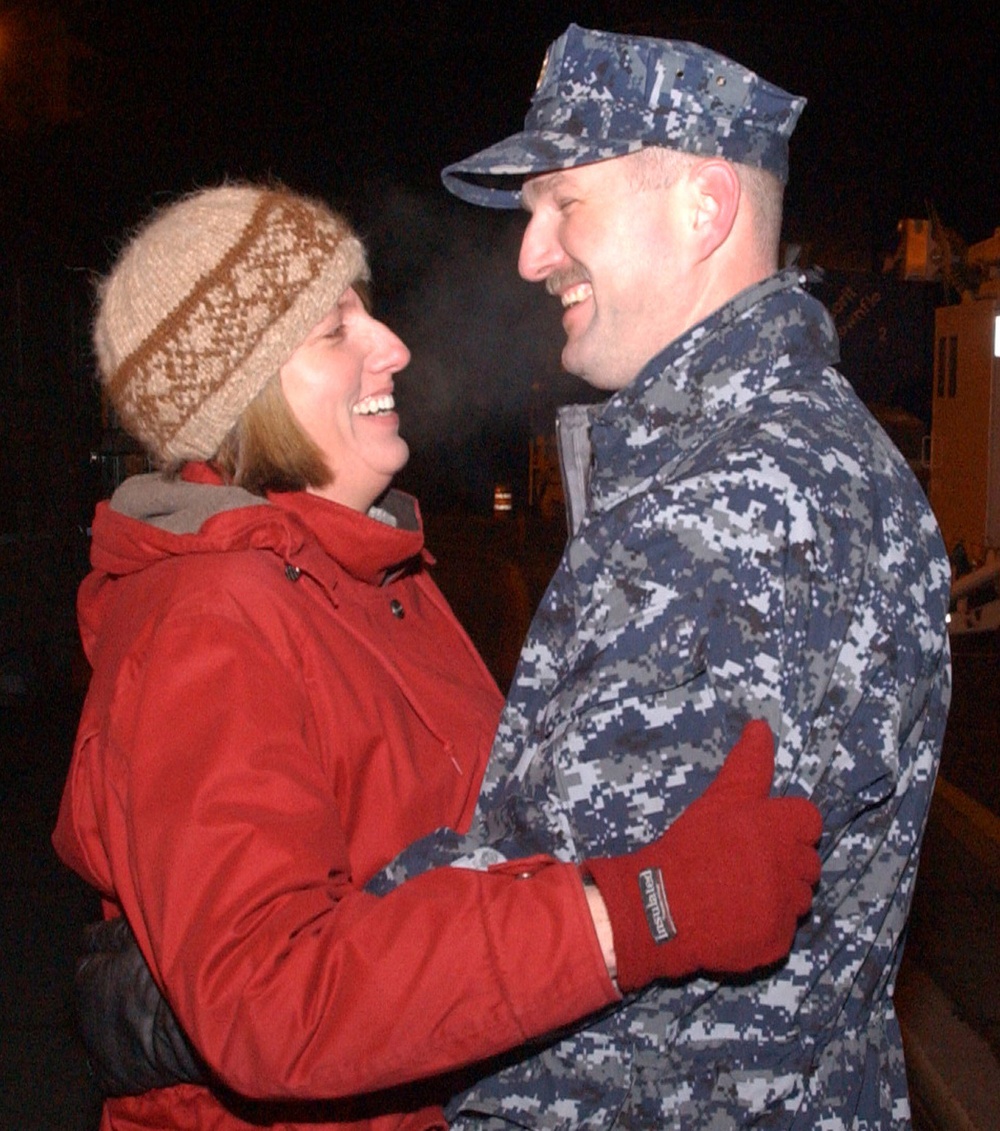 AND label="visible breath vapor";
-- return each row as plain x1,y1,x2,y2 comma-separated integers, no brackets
363,187,587,445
